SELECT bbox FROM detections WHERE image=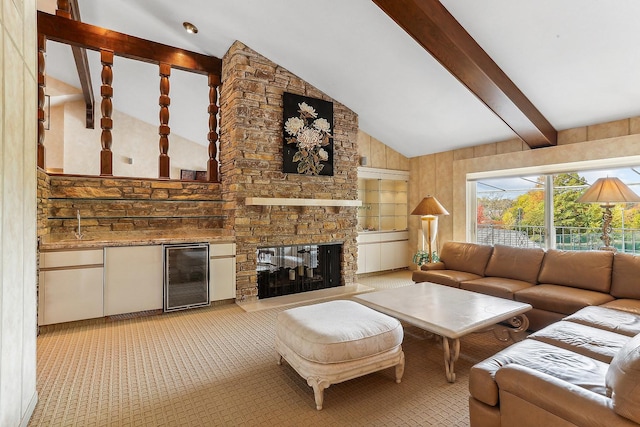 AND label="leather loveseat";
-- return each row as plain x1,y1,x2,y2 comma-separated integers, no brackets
411,242,640,330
